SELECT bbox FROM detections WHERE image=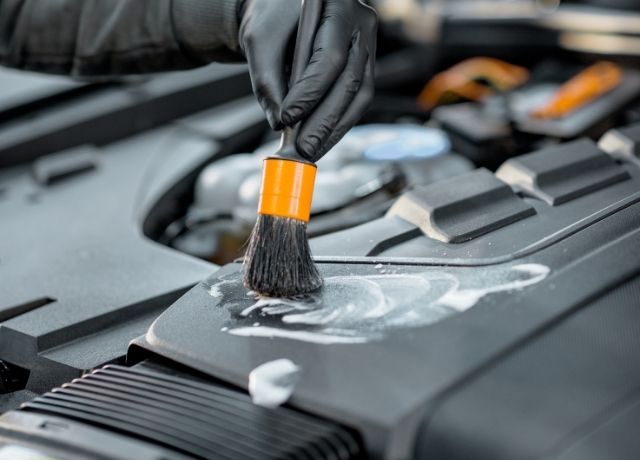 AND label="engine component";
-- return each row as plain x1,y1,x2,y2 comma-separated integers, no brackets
175,124,472,264
599,122,640,165
313,134,637,258
509,64,640,138
433,63,640,167
191,154,263,221
128,125,640,459
0,125,218,396
6,364,362,460
531,61,623,119
418,57,529,109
